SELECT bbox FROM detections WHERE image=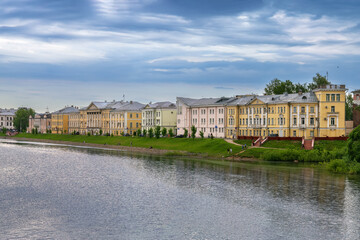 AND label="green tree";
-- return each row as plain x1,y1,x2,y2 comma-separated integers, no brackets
168,128,174,137
148,128,154,138
99,129,103,135
199,131,204,139
2,127,7,134
155,126,161,139
137,129,141,137
307,73,330,91
191,125,197,139
345,94,354,121
14,107,35,132
161,128,167,137
264,79,303,95
142,129,147,137
183,128,188,138
348,125,360,162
